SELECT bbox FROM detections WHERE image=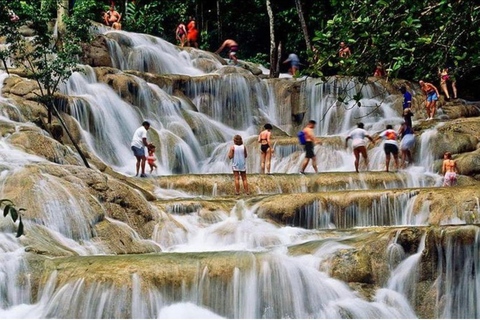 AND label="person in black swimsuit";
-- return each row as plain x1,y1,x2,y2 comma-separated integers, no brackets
258,123,273,174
